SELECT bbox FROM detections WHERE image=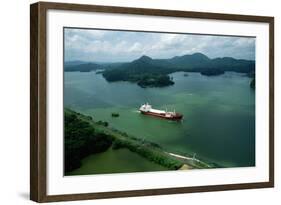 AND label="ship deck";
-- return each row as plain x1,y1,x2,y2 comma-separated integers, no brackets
149,108,166,114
